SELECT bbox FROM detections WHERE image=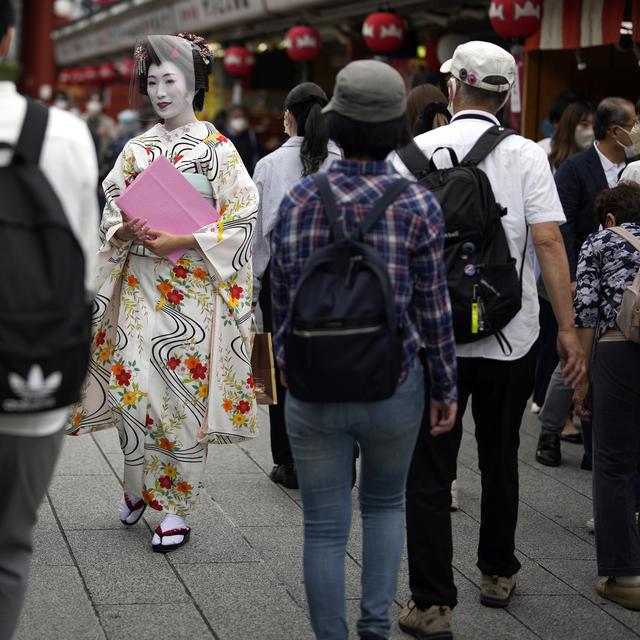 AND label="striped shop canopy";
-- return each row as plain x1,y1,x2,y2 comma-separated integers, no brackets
525,0,630,50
